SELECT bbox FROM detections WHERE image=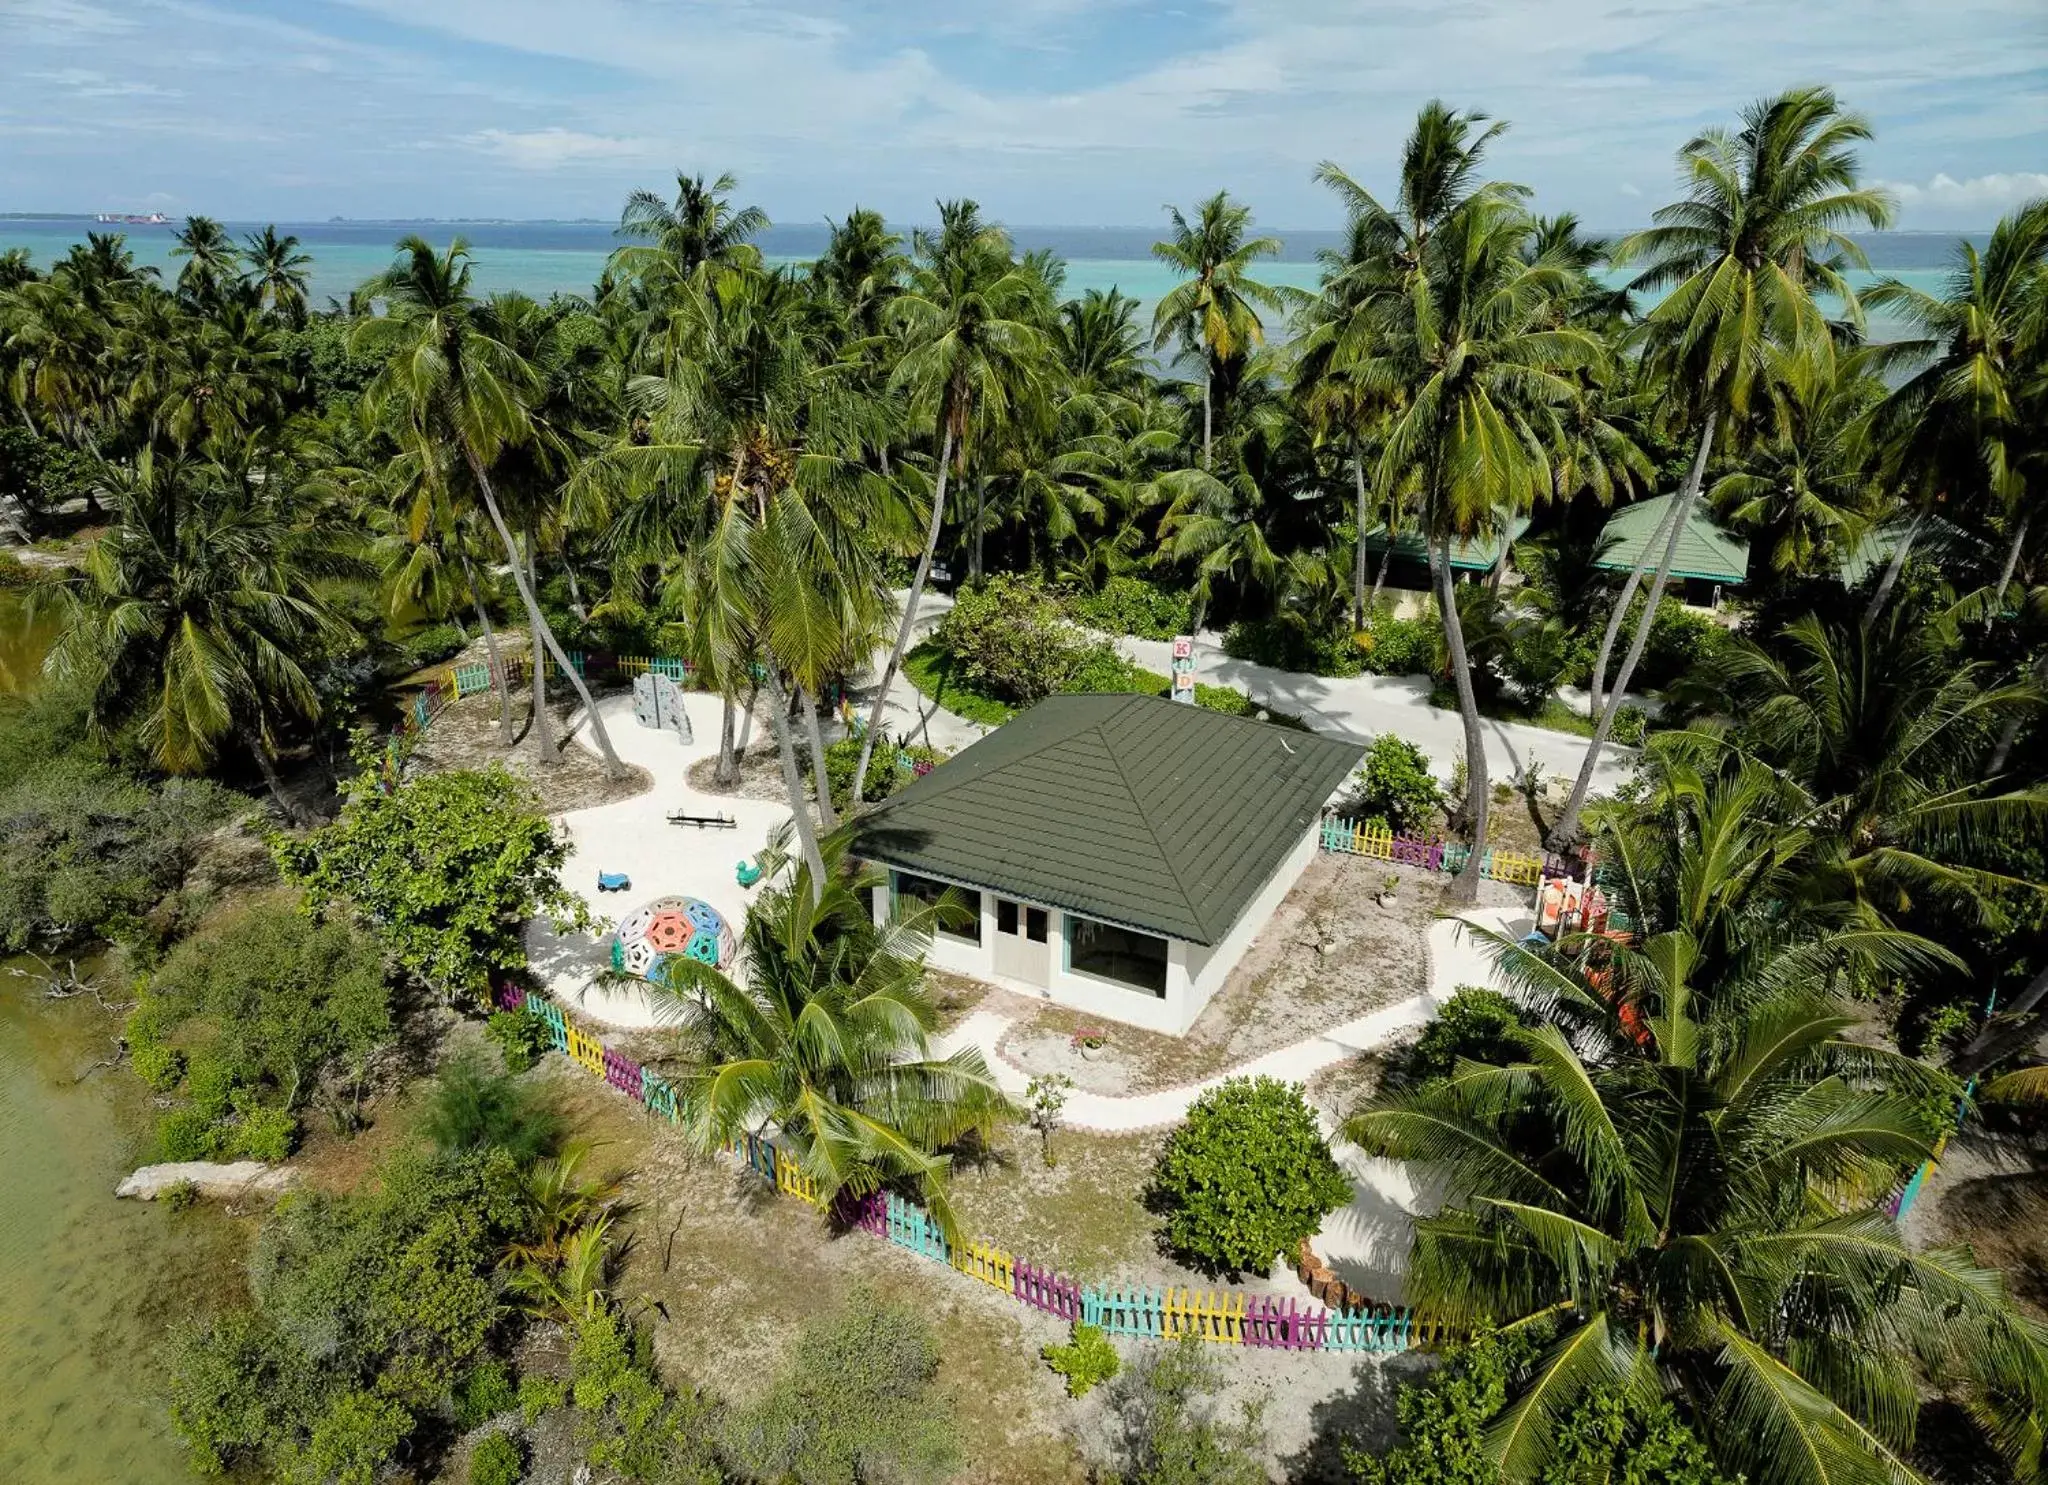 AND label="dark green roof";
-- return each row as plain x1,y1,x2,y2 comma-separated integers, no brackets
855,694,1361,946
1595,495,1749,584
1363,516,1532,570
